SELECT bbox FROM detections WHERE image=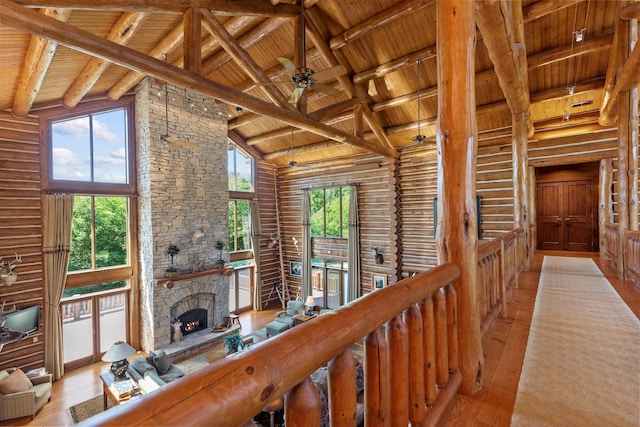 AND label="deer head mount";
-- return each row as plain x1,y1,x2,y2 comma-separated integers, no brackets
0,253,21,286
